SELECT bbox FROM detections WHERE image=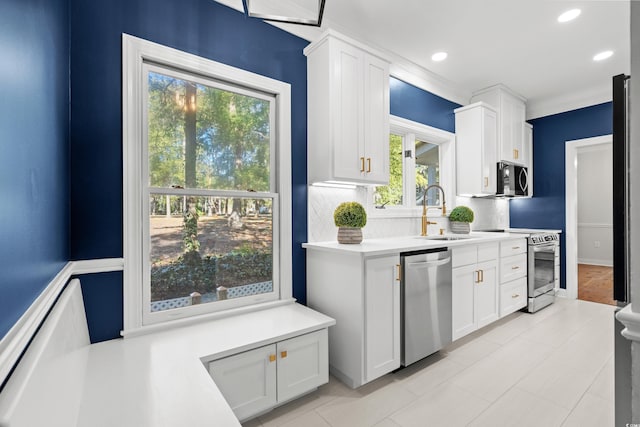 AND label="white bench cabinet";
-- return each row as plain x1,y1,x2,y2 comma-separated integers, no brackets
208,329,328,422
